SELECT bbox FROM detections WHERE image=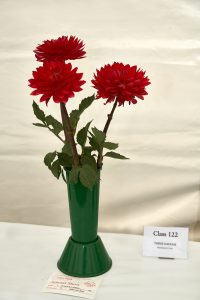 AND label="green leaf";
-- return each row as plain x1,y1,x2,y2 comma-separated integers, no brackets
83,146,93,156
79,94,95,114
50,159,61,179
69,95,95,130
89,136,101,152
45,115,63,135
32,123,46,128
104,151,129,160
91,127,106,146
79,164,98,188
103,142,119,150
77,121,92,148
57,152,72,168
69,109,80,129
69,167,80,184
62,143,72,156
81,155,97,170
32,101,45,122
44,151,57,168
